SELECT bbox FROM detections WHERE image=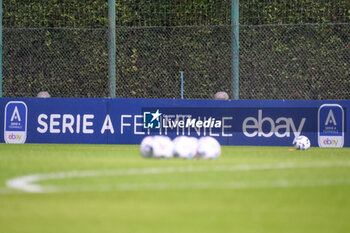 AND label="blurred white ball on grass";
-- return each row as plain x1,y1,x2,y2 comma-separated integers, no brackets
173,136,199,159
140,136,154,158
151,136,174,158
293,135,311,150
197,136,221,159
140,135,221,159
